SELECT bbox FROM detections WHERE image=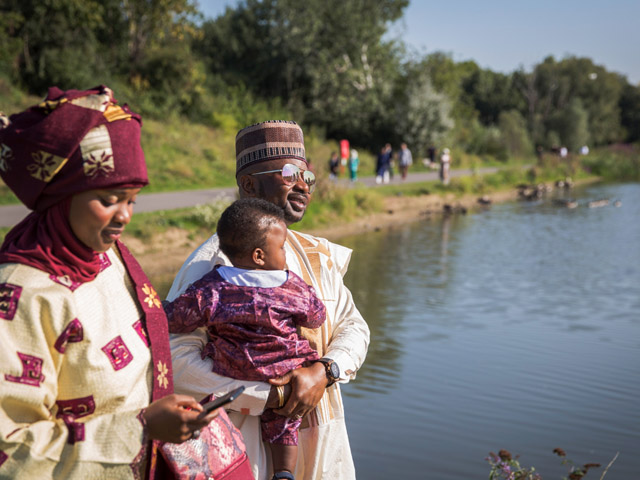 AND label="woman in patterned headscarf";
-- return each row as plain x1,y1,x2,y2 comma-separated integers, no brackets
0,86,217,479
